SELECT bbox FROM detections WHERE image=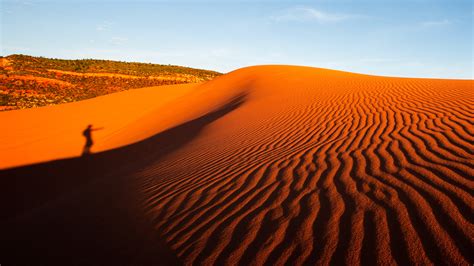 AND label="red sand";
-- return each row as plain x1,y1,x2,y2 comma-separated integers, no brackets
0,65,473,265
